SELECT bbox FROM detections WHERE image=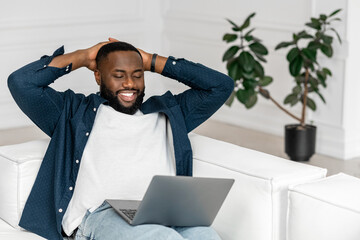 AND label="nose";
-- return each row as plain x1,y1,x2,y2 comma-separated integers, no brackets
122,77,135,89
